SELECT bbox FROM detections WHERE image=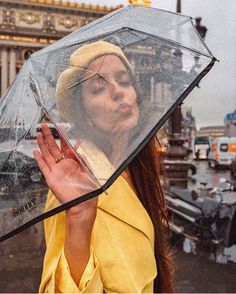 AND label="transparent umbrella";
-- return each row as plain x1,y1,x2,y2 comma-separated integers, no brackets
0,5,216,241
